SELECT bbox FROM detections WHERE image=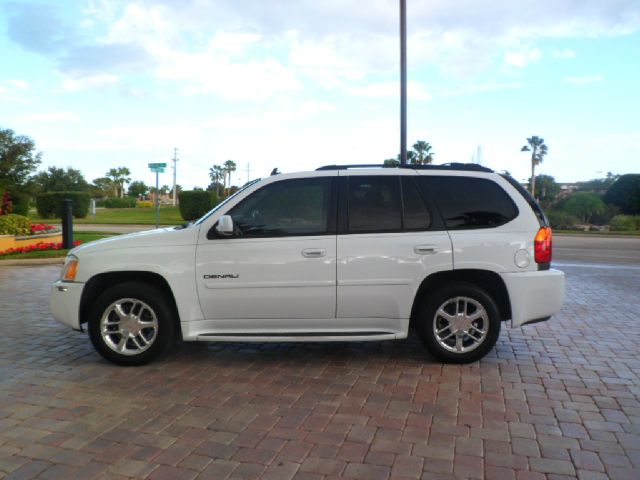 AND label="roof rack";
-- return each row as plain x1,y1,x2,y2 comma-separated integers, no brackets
315,163,494,173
